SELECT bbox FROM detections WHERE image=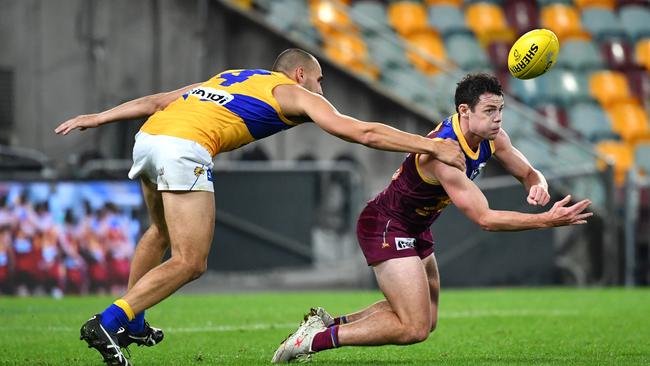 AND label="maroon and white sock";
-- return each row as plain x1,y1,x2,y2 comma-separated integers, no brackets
331,315,348,326
311,325,340,352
